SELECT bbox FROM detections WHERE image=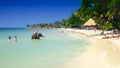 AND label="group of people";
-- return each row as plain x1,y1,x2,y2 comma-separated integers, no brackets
8,36,17,42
